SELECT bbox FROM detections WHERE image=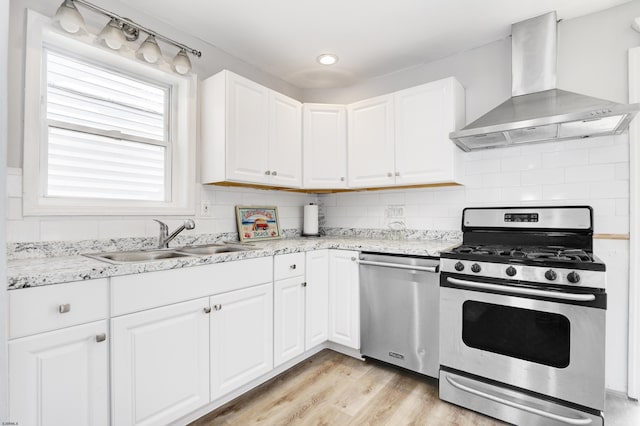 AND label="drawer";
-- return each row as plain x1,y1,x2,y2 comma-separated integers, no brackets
274,252,305,280
9,279,109,339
